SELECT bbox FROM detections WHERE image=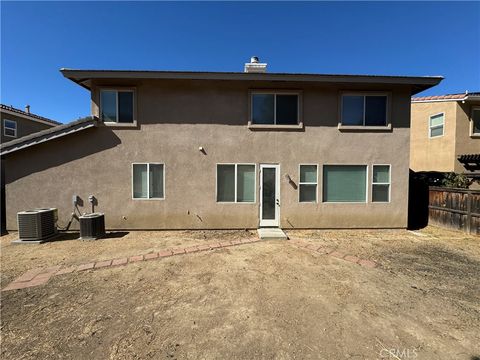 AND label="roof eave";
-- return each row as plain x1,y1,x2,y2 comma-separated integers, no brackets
60,69,442,94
